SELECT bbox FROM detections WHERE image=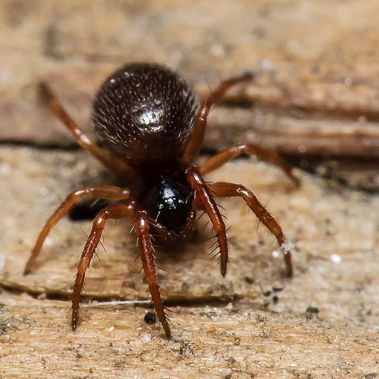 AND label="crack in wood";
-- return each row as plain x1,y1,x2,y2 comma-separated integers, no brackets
0,281,240,308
